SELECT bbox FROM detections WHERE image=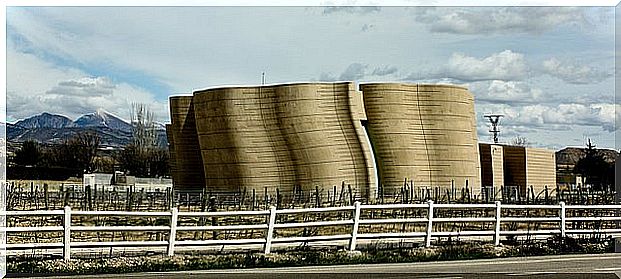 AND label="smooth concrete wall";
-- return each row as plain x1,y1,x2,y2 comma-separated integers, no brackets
191,82,374,199
491,145,504,188
360,83,481,194
169,96,206,190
